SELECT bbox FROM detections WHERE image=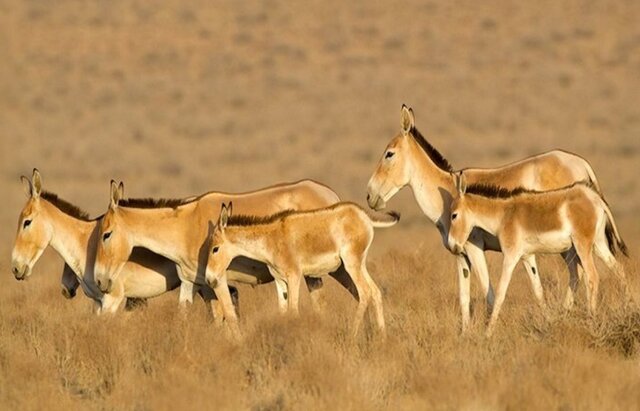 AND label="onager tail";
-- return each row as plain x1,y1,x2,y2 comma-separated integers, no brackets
602,199,628,257
583,160,603,195
367,210,401,228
